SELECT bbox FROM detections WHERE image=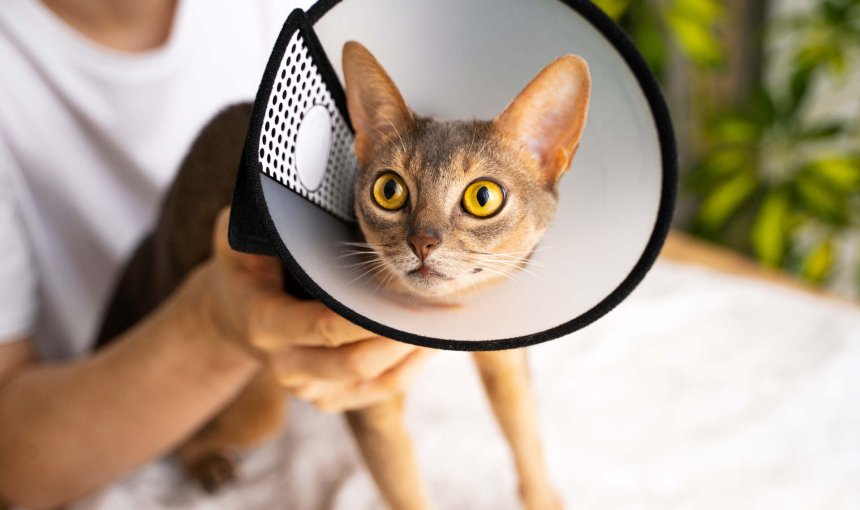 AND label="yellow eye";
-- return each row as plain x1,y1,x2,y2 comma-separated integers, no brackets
462,180,506,217
372,172,409,210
